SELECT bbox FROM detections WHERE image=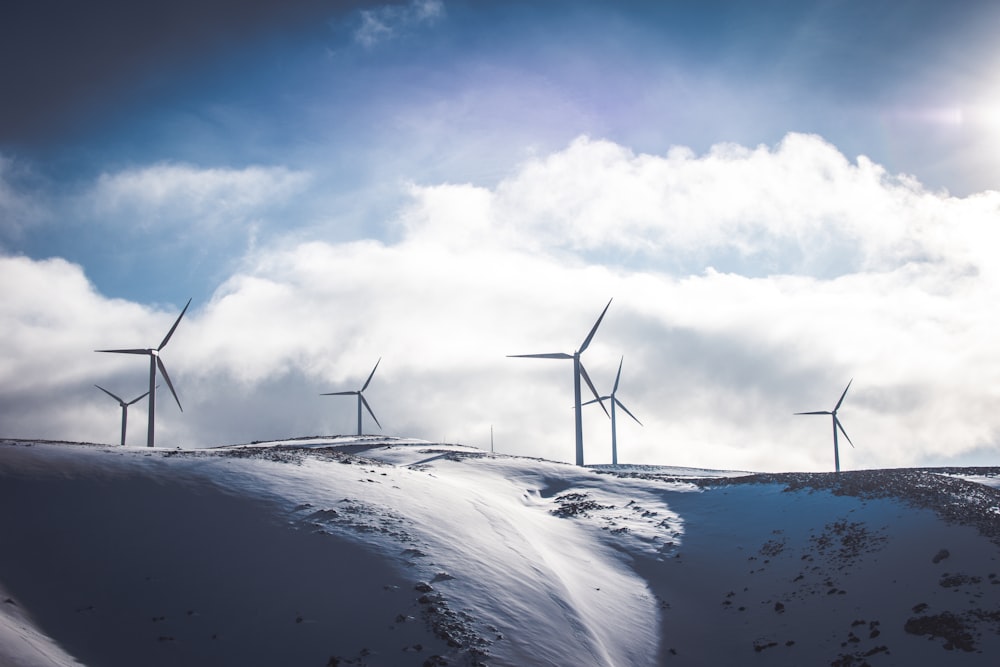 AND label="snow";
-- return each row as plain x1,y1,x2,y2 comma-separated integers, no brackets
2,437,1000,666
0,582,80,667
